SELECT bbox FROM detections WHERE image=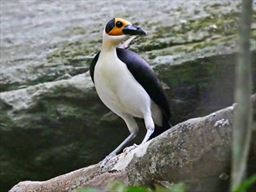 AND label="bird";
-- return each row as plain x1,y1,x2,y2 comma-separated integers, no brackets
90,18,171,165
